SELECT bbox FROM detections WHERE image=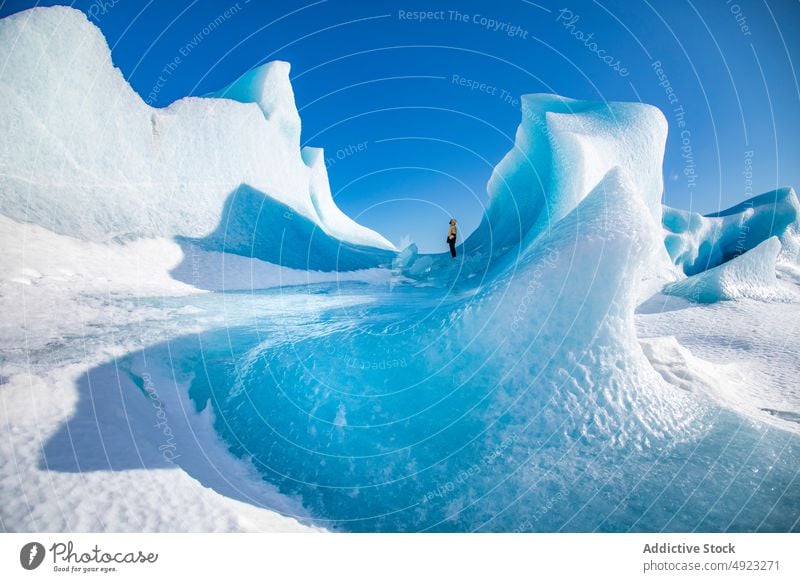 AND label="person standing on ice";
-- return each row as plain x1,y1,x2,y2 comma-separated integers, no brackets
447,219,458,258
